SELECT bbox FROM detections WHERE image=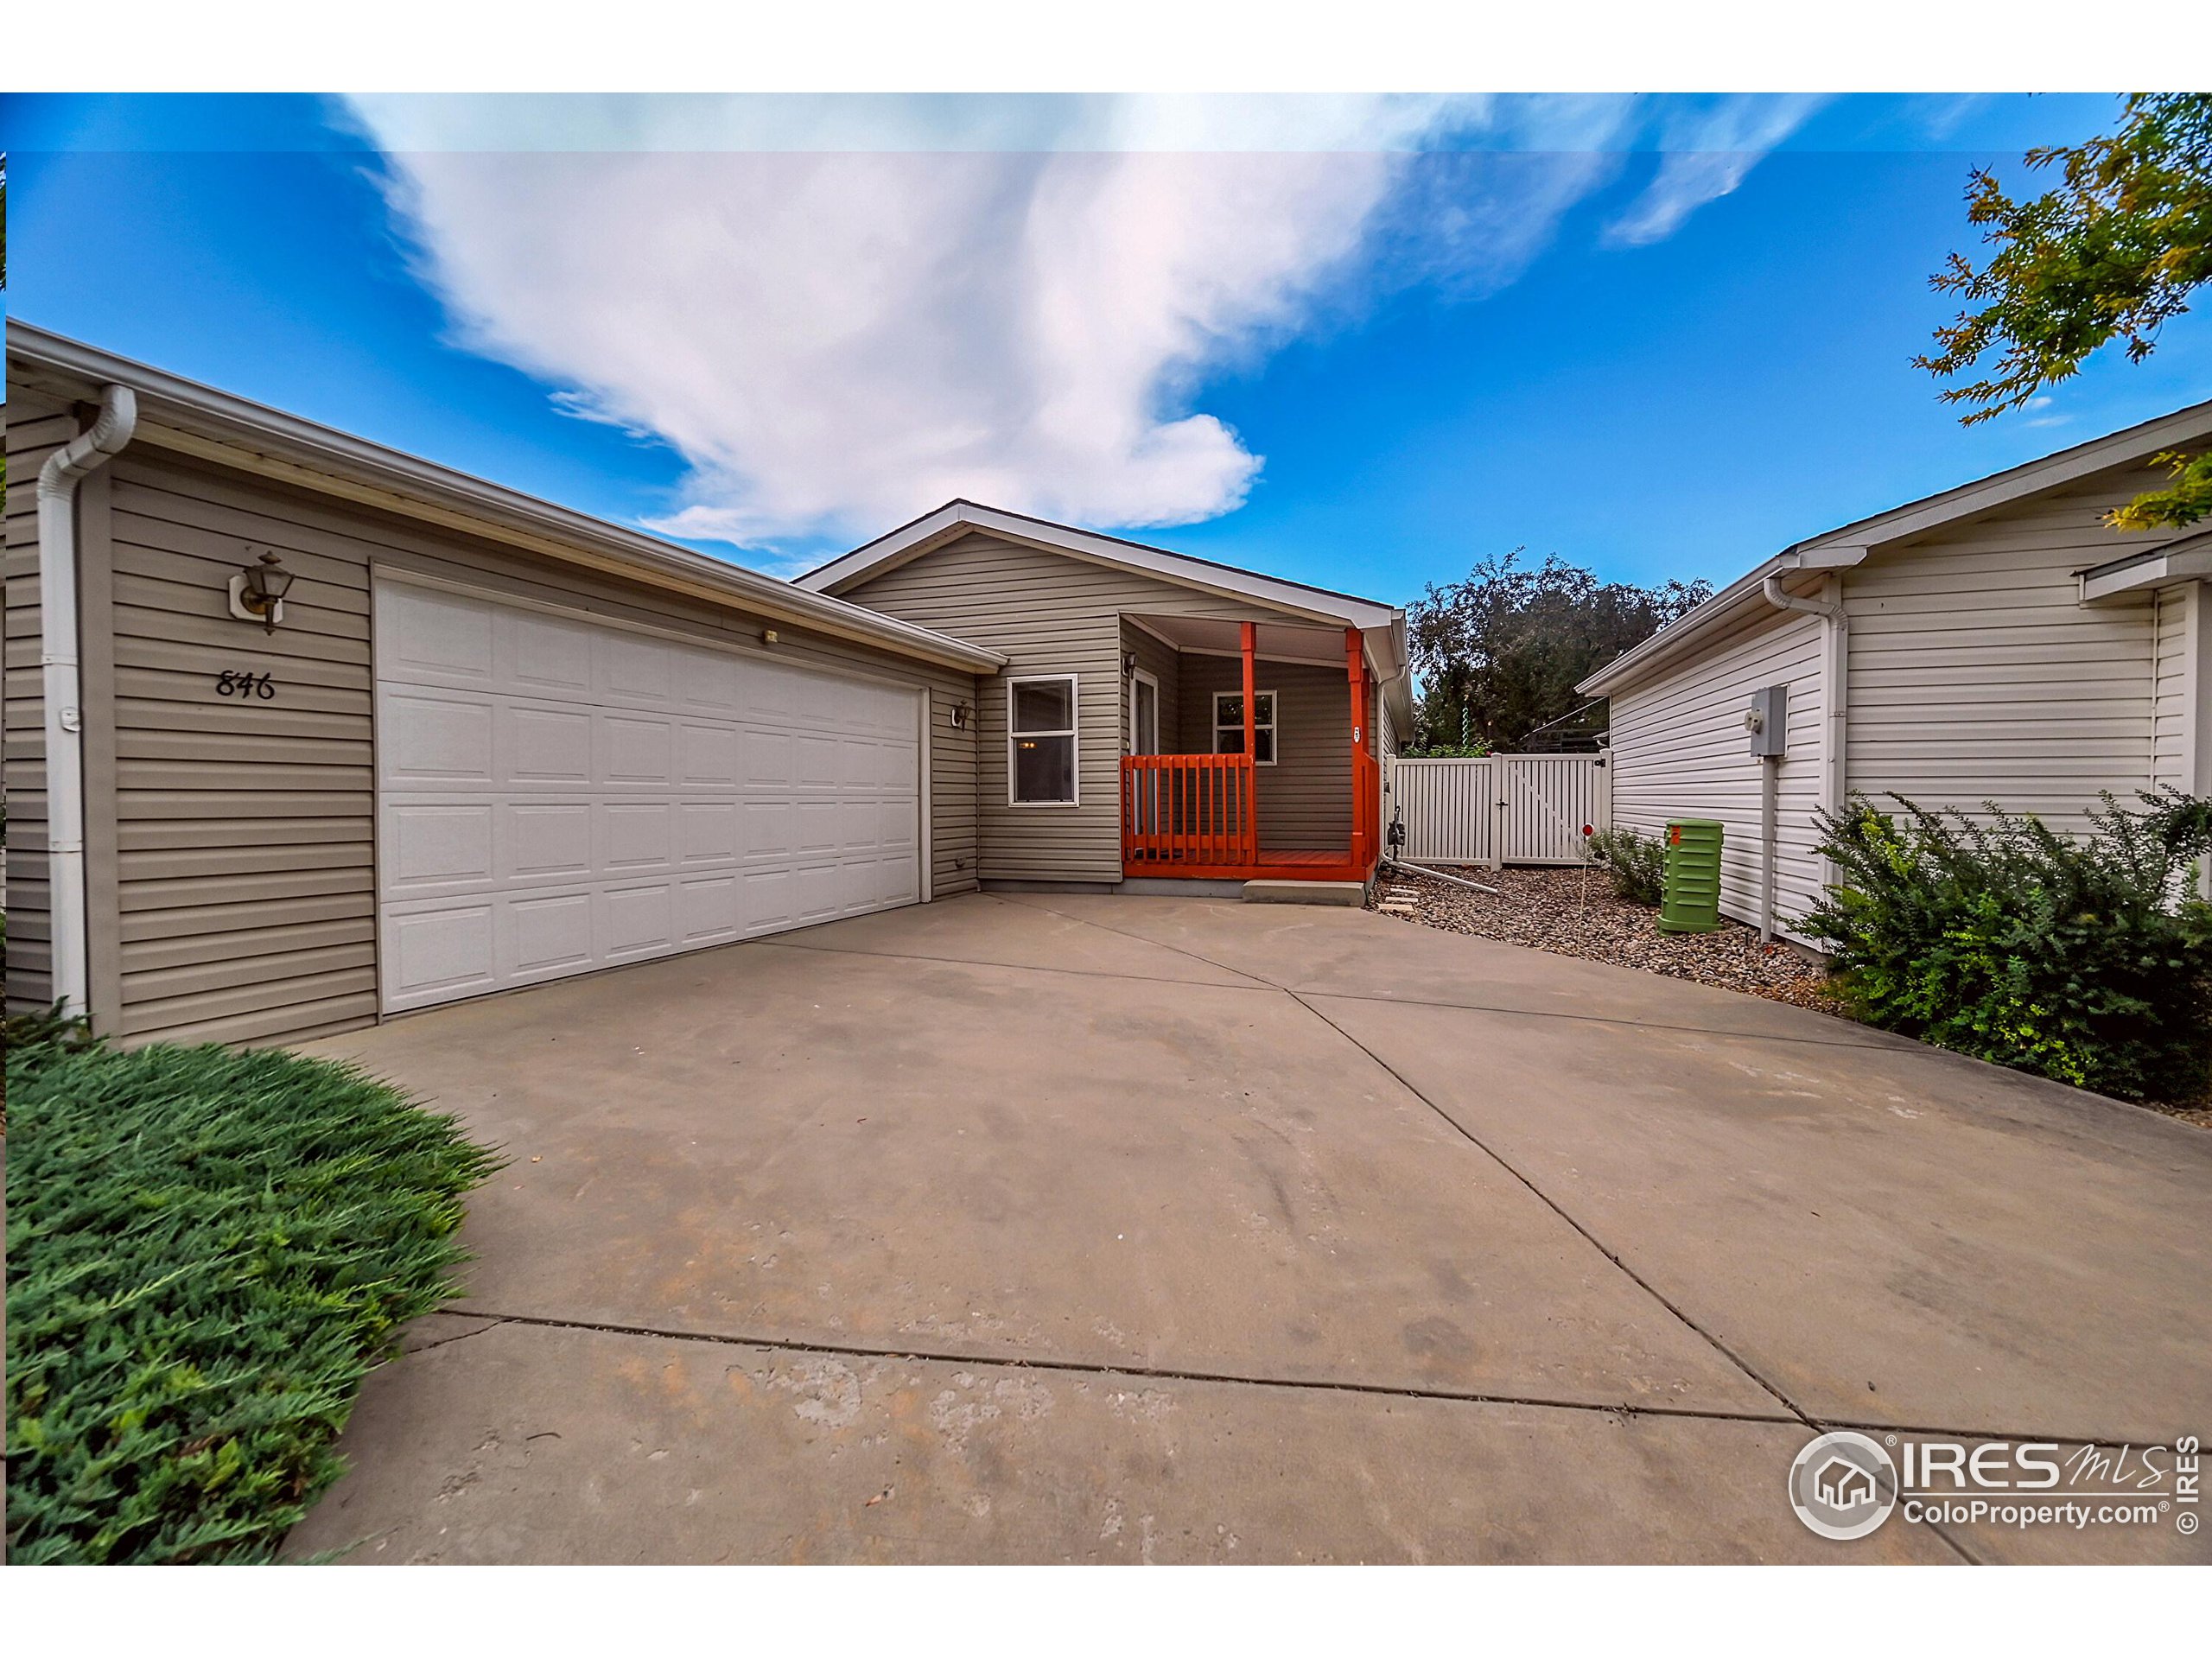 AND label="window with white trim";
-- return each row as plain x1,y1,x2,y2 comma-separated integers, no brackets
1009,675,1078,804
1213,690,1277,766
